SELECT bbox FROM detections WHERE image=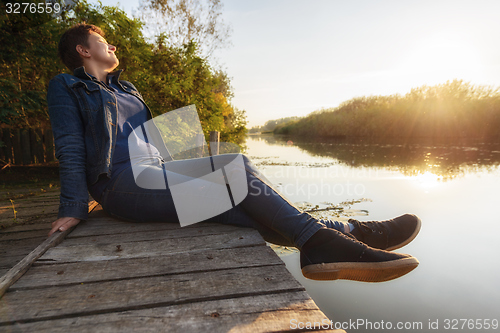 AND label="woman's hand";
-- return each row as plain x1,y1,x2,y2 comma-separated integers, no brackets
48,217,81,237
